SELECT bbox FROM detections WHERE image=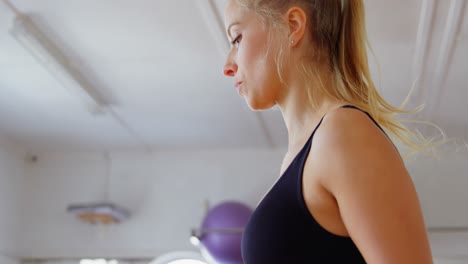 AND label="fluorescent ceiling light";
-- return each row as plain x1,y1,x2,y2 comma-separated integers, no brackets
9,14,108,114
